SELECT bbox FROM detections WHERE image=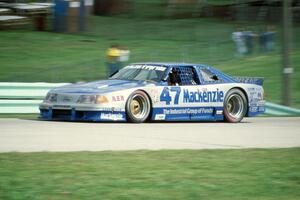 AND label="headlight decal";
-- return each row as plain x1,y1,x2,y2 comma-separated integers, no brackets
77,95,96,104
96,95,109,104
45,93,58,103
